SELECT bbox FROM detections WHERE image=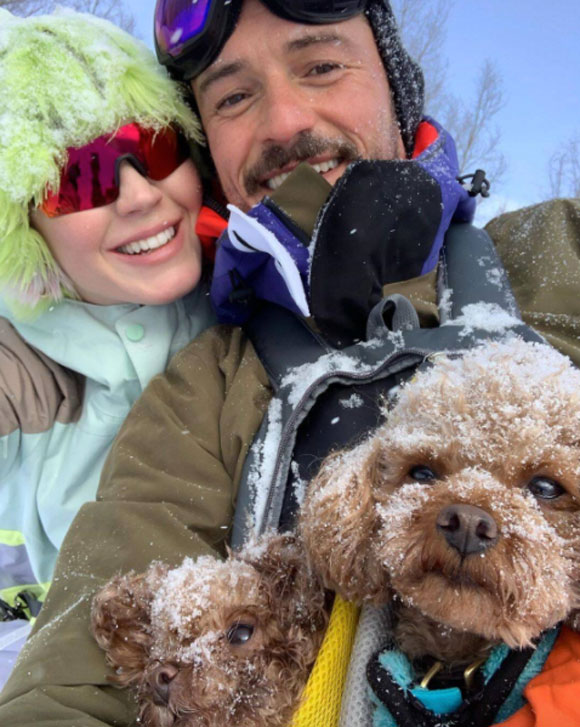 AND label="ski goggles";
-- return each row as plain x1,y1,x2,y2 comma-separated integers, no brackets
154,0,369,81
39,123,191,218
